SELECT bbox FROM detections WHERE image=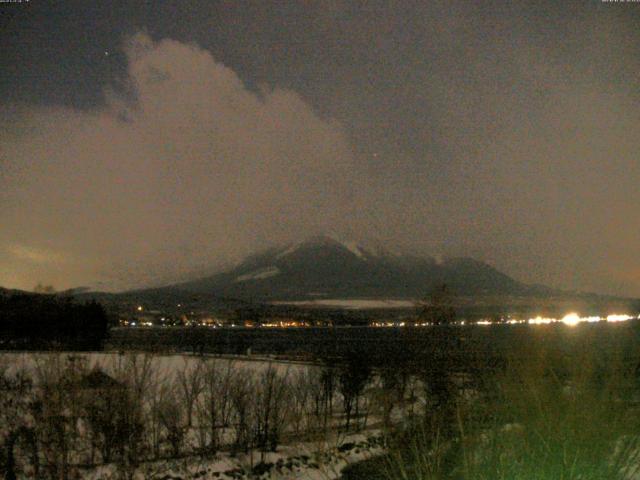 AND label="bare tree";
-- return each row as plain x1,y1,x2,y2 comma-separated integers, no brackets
145,371,164,460
156,384,187,458
176,358,204,428
111,353,156,403
197,359,236,454
32,354,87,480
229,369,255,455
318,364,337,431
289,369,314,436
0,363,38,479
252,364,291,456
108,354,155,470
78,369,143,466
377,366,410,432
